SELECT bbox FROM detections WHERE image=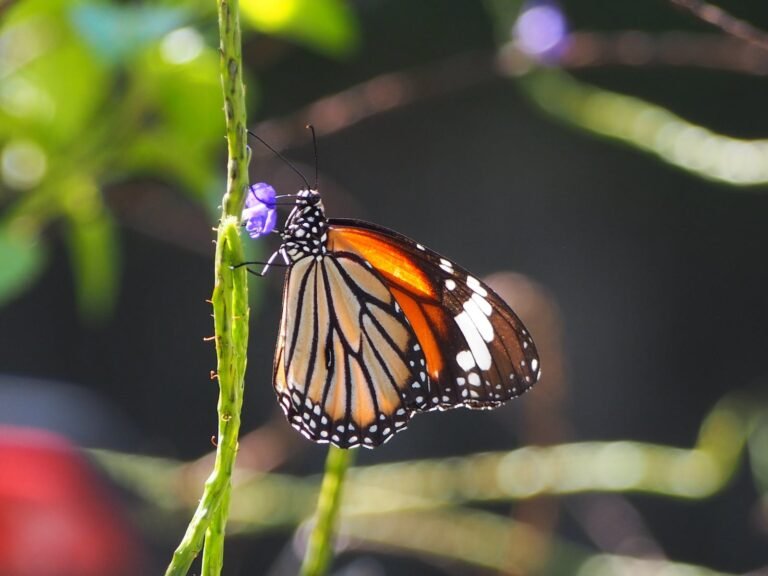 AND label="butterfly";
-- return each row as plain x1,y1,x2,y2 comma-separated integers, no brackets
241,148,540,449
